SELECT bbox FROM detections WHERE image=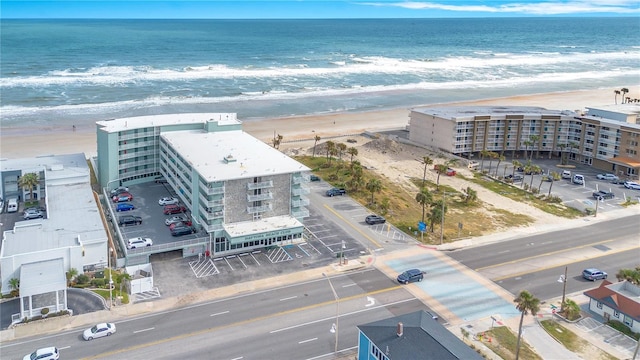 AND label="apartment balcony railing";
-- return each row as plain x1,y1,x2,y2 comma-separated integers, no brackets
119,139,157,150
292,187,310,196
119,158,157,170
292,174,310,184
247,180,273,190
203,222,224,232
199,182,225,195
198,192,224,207
119,168,155,178
292,209,310,218
247,192,273,202
118,131,157,141
119,149,156,160
292,198,310,207
199,205,224,220
247,204,272,214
